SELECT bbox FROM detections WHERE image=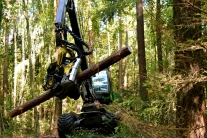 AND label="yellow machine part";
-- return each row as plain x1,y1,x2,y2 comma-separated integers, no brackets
56,46,81,76
62,62,75,76
56,46,76,66
56,46,67,66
